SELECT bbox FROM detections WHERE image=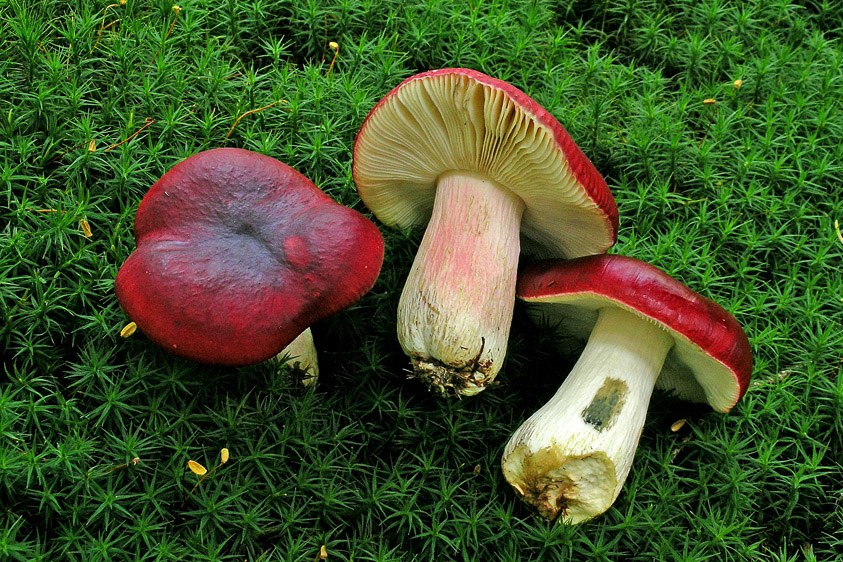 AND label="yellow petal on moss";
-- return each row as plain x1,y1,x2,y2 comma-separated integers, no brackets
220,448,230,464
120,322,137,338
187,460,207,476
